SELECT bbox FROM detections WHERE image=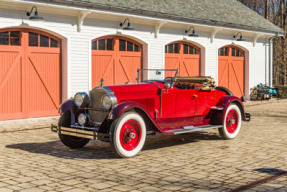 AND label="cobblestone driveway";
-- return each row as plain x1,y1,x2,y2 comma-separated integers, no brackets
0,100,286,192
